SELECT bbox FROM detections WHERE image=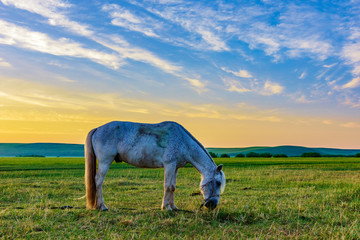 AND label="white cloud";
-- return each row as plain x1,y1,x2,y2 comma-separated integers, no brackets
138,2,230,51
3,0,359,100
3,0,340,64
1,0,93,36
353,64,360,75
342,95,360,108
341,77,360,89
1,1,179,74
94,36,181,74
246,34,281,56
0,20,121,69
262,81,284,95
342,43,360,64
222,67,253,78
234,4,334,61
341,43,360,76
0,91,48,107
196,27,229,51
295,94,312,103
102,4,160,38
0,0,207,93
0,57,11,67
223,77,284,96
182,77,207,93
285,38,332,61
222,78,251,93
299,71,306,79
323,63,337,68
